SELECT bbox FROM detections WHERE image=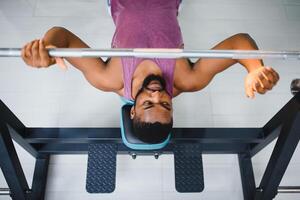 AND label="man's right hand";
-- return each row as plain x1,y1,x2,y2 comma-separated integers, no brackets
21,39,67,70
